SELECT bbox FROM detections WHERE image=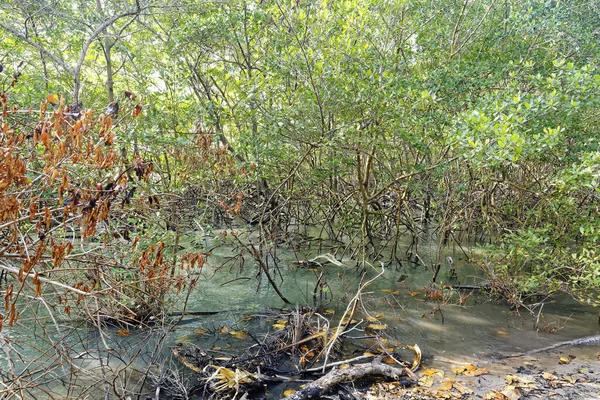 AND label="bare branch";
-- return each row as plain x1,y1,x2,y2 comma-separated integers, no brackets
0,262,95,297
0,22,74,74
